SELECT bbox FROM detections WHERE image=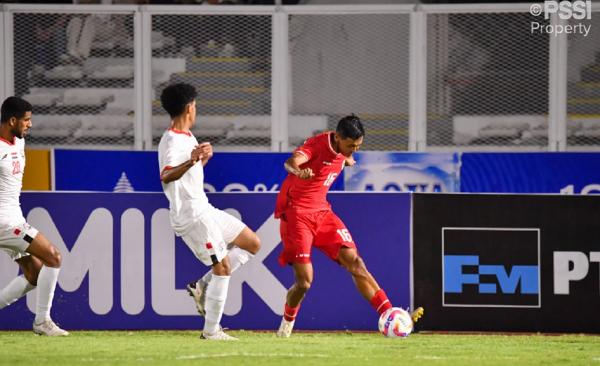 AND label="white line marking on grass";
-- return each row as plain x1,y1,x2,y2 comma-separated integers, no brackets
415,355,444,360
177,352,330,360
592,357,600,362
